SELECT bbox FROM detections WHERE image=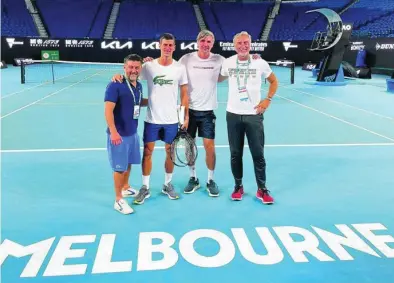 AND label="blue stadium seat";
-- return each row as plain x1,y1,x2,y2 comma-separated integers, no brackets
36,0,110,38
269,0,393,41
2,0,392,42
269,0,348,41
113,1,199,40
199,2,225,40
88,0,113,39
1,0,38,37
208,2,272,41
